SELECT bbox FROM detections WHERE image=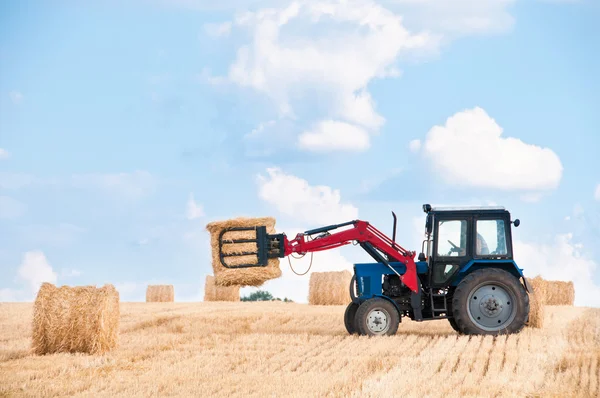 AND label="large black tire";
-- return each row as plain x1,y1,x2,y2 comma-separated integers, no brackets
354,298,400,336
448,317,462,334
344,302,360,335
452,268,529,335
